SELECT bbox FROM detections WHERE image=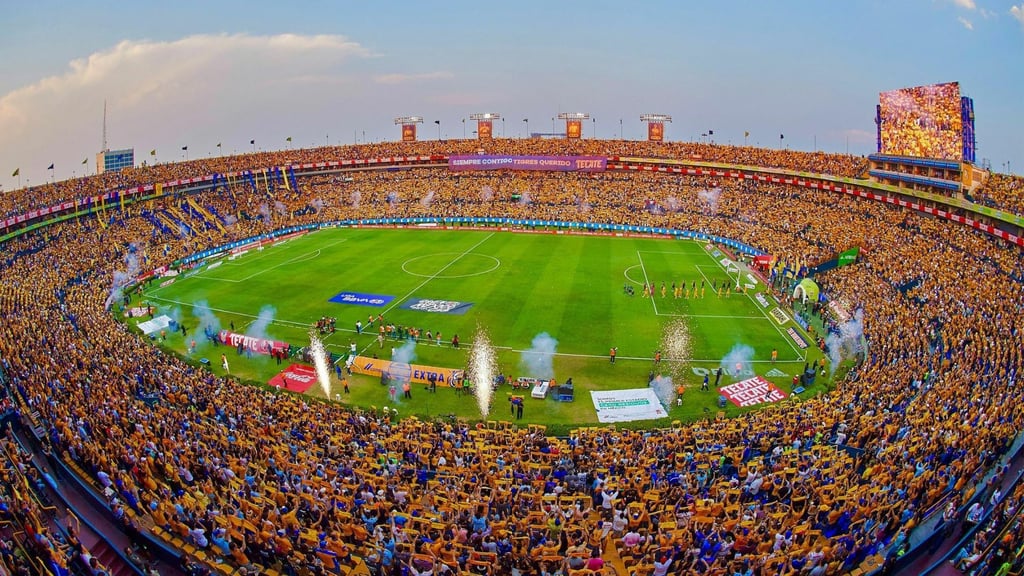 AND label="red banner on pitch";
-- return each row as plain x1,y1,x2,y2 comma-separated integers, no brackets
478,120,492,140
566,120,582,139
648,122,664,142
268,364,317,394
218,330,290,356
719,376,788,408
402,124,417,142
